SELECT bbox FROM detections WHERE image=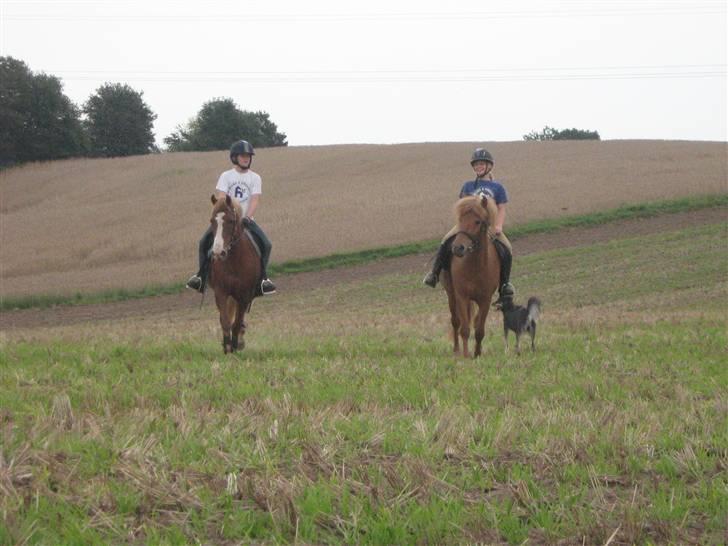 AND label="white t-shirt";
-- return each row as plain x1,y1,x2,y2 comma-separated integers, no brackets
215,168,262,216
